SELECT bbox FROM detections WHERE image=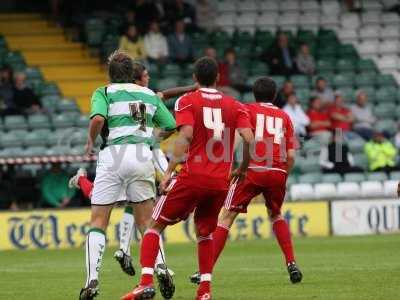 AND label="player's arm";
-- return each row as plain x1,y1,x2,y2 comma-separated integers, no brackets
286,117,297,174
86,88,108,156
157,84,198,101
